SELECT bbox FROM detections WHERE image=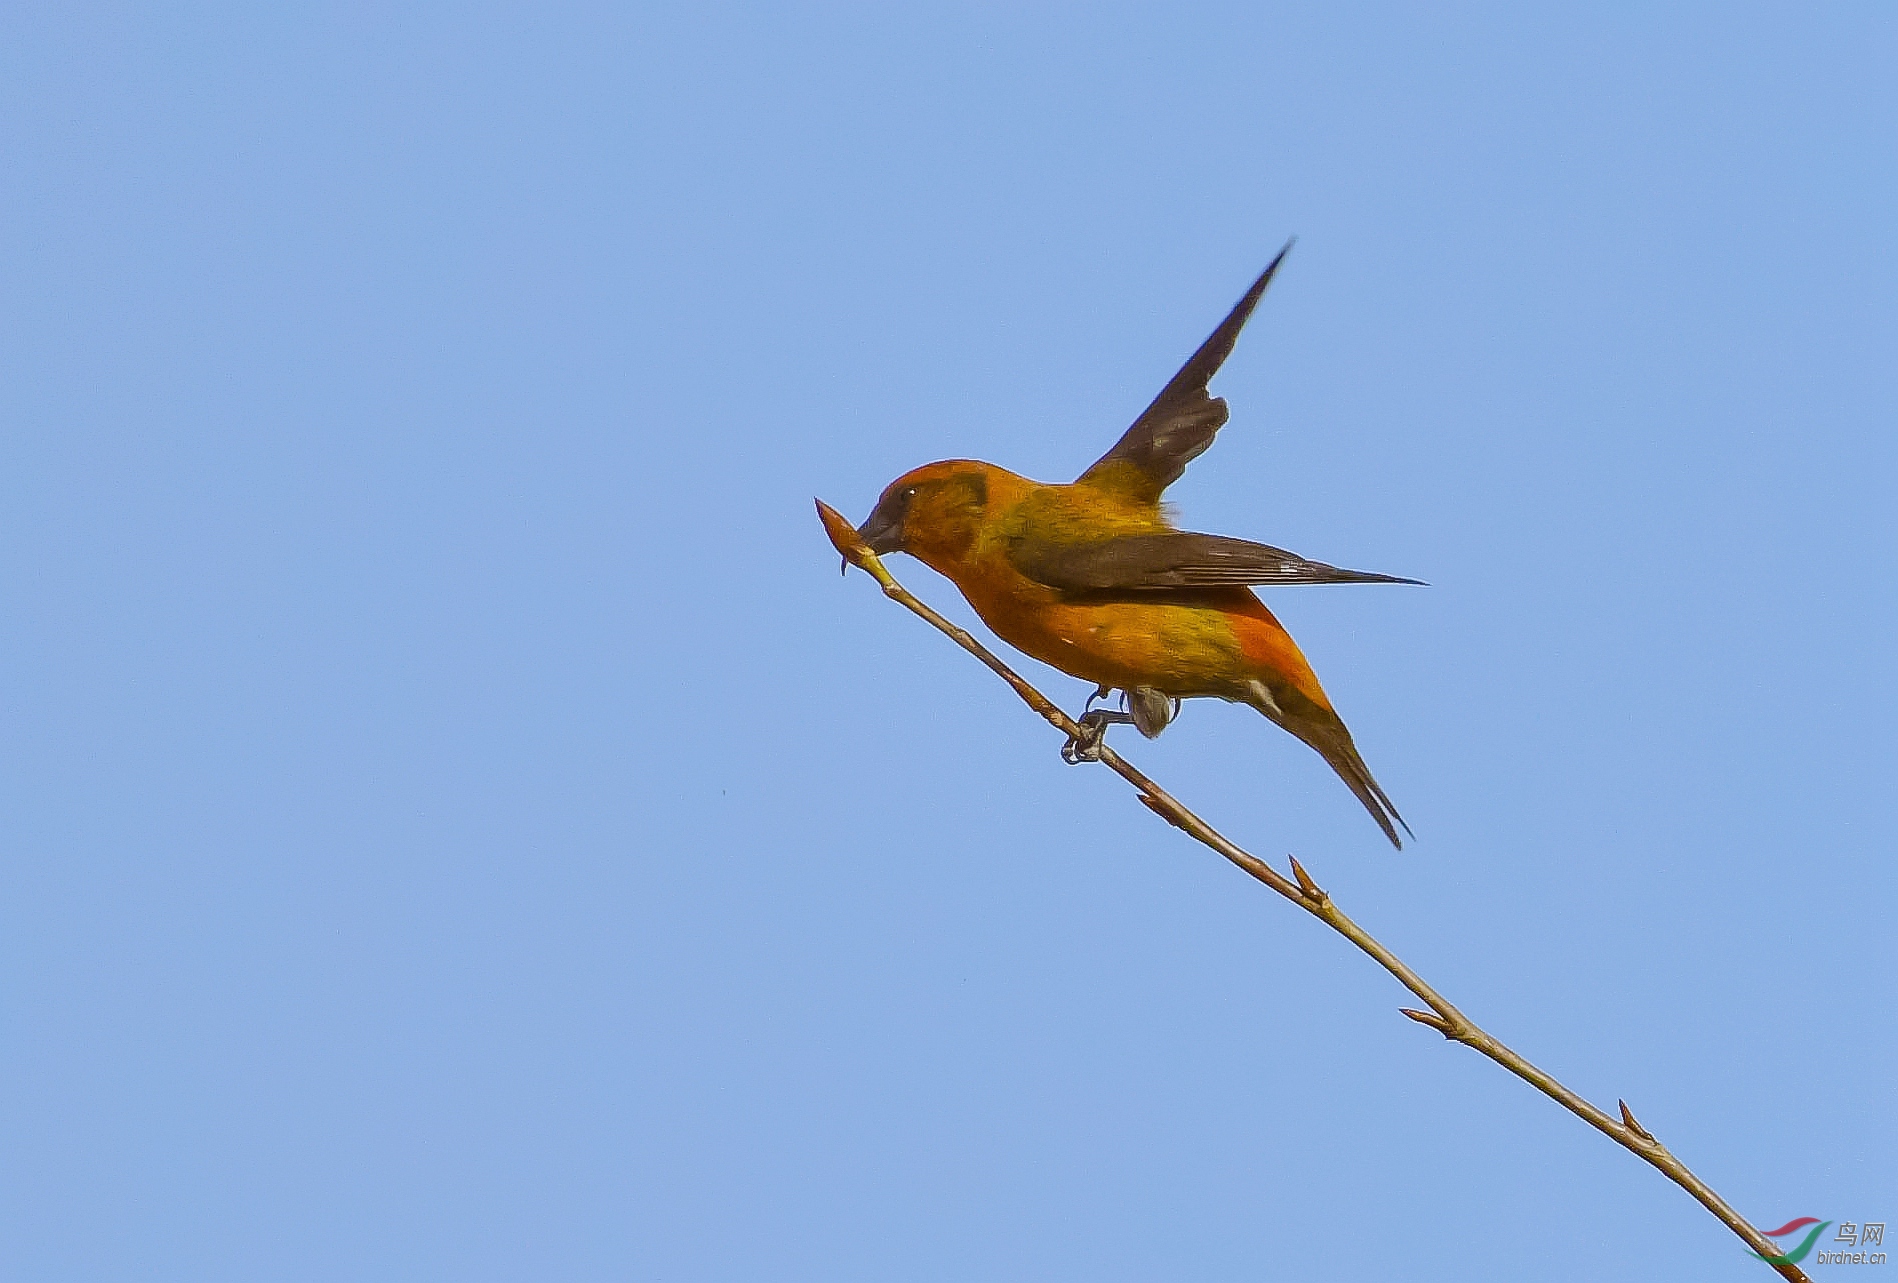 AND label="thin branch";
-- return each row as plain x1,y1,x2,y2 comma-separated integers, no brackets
816,498,1809,1282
